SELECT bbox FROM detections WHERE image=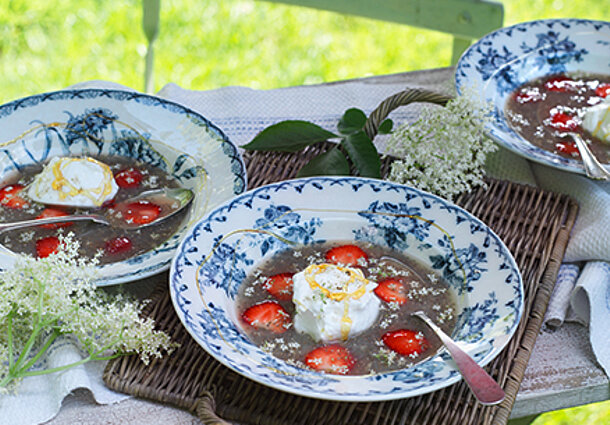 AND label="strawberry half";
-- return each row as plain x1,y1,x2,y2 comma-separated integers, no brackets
555,140,580,157
115,168,143,189
374,277,408,304
35,236,61,258
120,200,161,225
304,344,355,375
544,76,575,92
513,87,544,104
0,184,28,209
548,111,579,132
325,244,368,267
263,272,294,301
242,301,292,334
595,83,610,98
382,329,428,357
36,207,73,229
104,236,133,255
